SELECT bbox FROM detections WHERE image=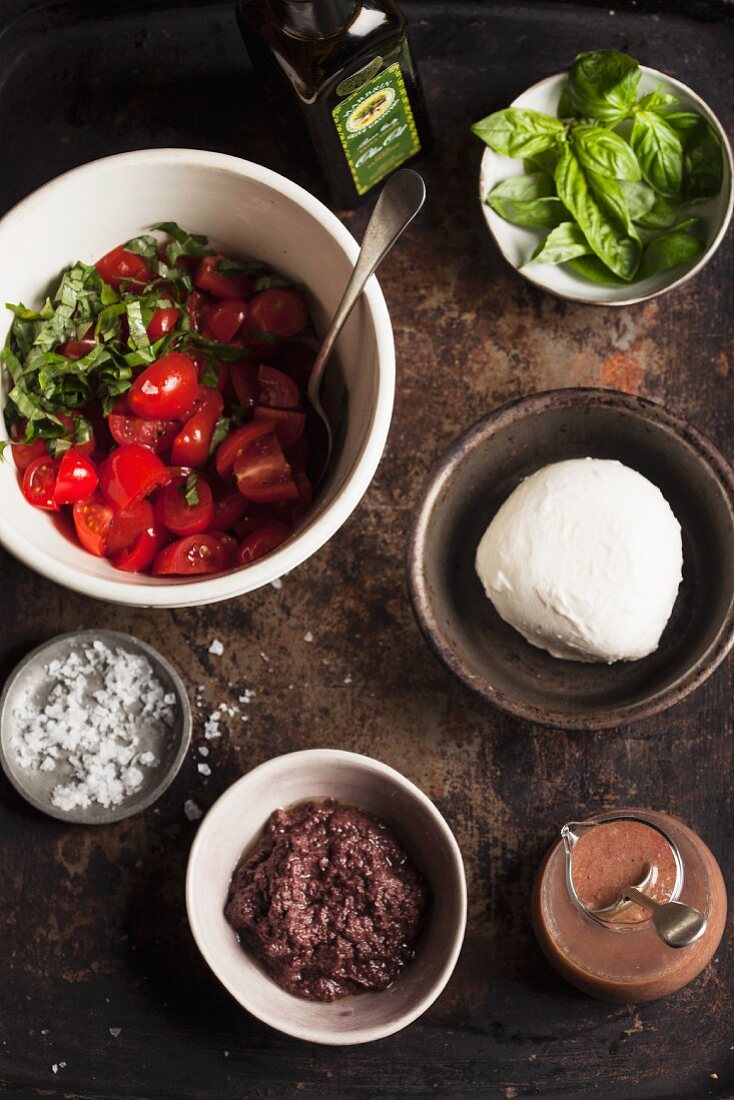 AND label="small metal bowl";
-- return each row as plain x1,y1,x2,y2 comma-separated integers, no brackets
408,389,734,730
0,629,192,823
